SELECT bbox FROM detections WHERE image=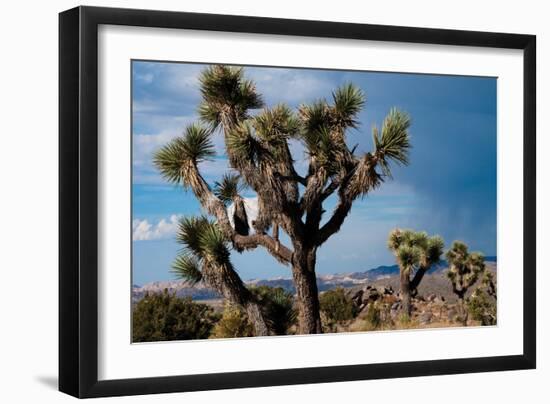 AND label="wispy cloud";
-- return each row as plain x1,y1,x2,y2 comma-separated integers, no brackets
134,61,203,96
134,72,154,84
133,215,180,241
248,67,336,105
